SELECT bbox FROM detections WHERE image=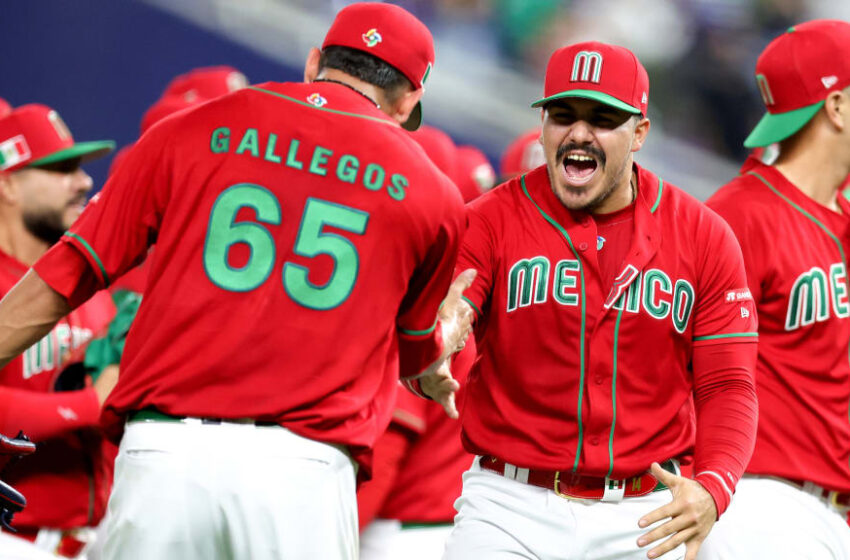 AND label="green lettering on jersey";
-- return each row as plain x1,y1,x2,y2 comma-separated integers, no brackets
507,256,550,312
235,128,260,157
309,146,333,176
388,173,408,201
672,279,695,333
553,259,580,306
336,155,359,184
831,263,850,318
363,163,385,191
786,266,829,330
264,133,282,164
210,127,230,153
613,272,642,312
285,139,304,170
643,269,672,319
